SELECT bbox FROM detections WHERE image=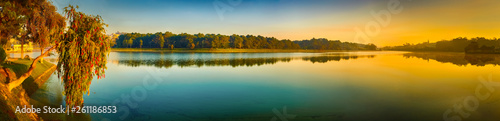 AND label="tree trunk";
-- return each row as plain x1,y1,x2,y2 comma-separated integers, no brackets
40,44,44,63
21,41,24,58
6,46,55,92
